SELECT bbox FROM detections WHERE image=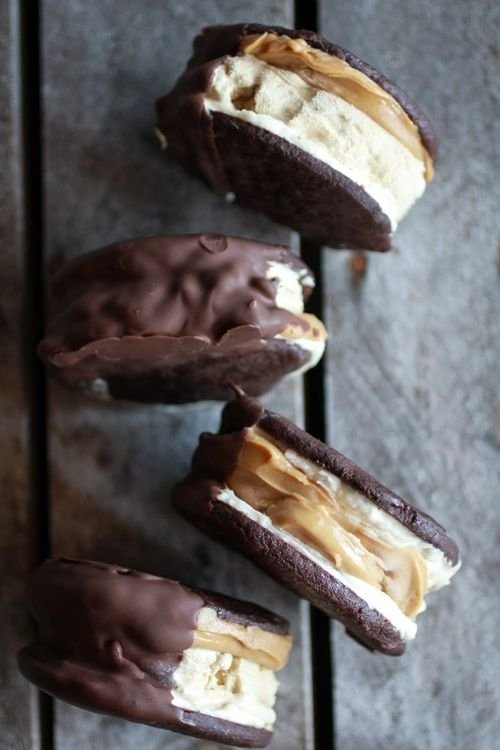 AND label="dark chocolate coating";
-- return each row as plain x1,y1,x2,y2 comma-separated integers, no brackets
156,23,437,251
172,393,460,653
37,234,316,403
18,558,290,747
